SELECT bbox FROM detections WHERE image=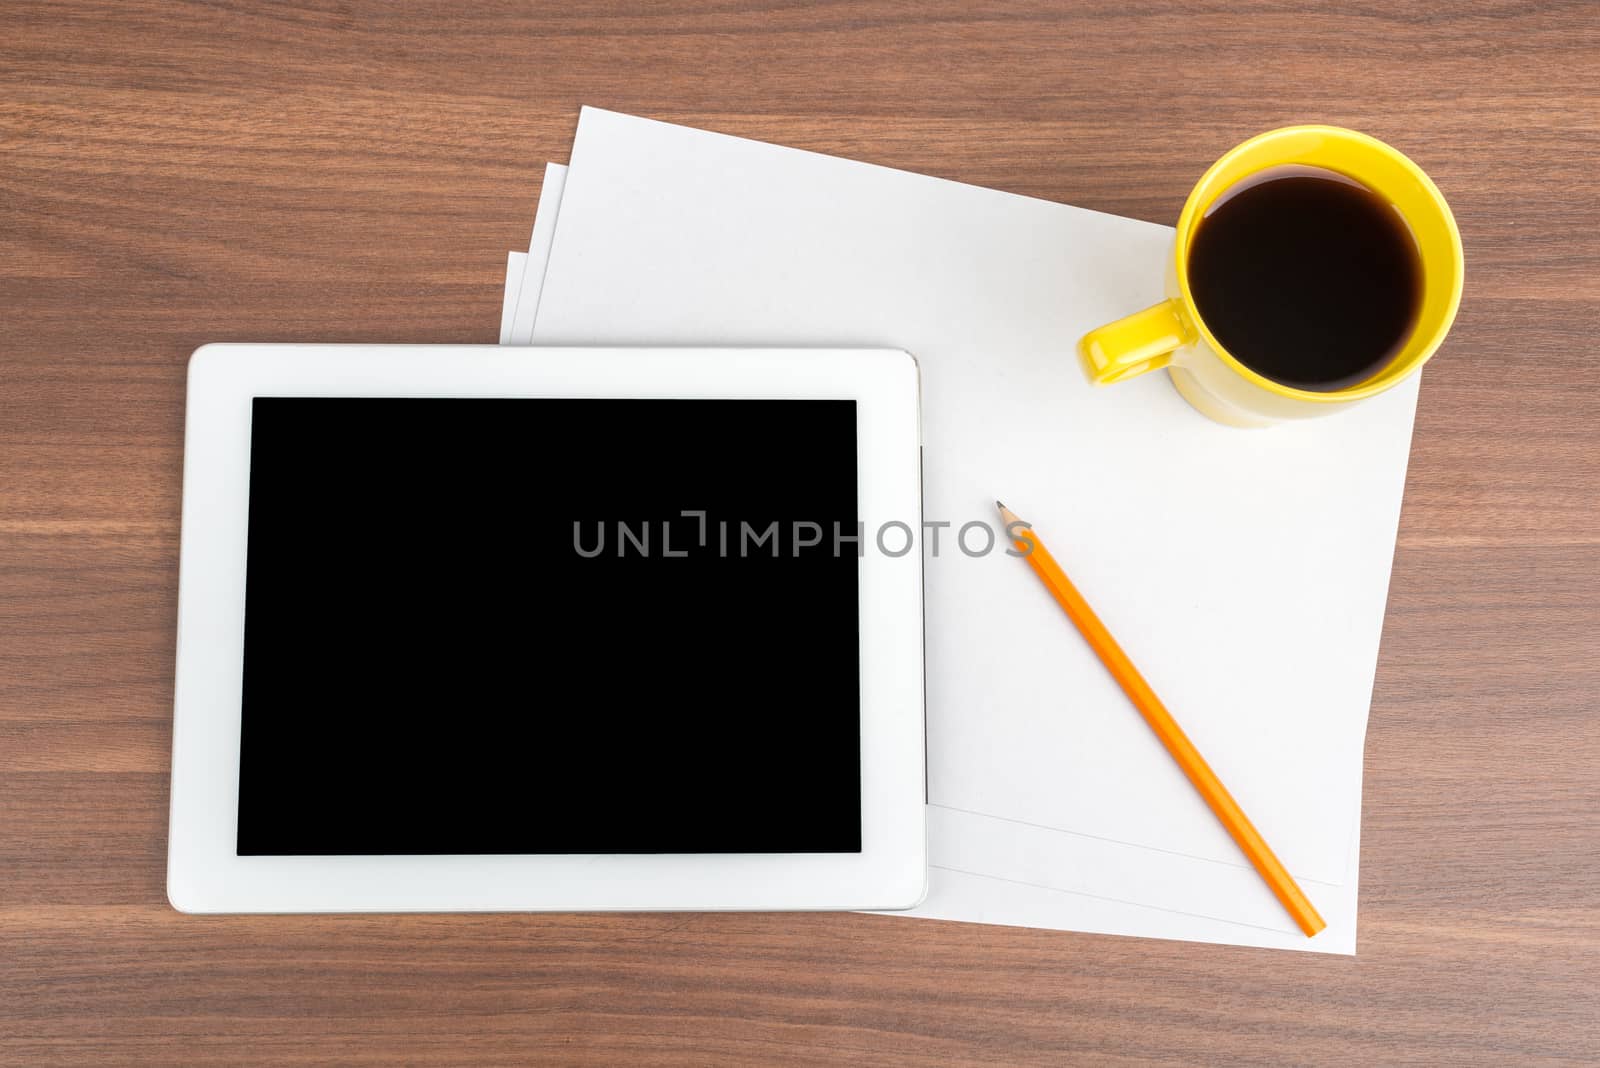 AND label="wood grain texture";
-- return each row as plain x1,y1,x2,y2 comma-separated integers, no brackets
3,0,1598,1063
